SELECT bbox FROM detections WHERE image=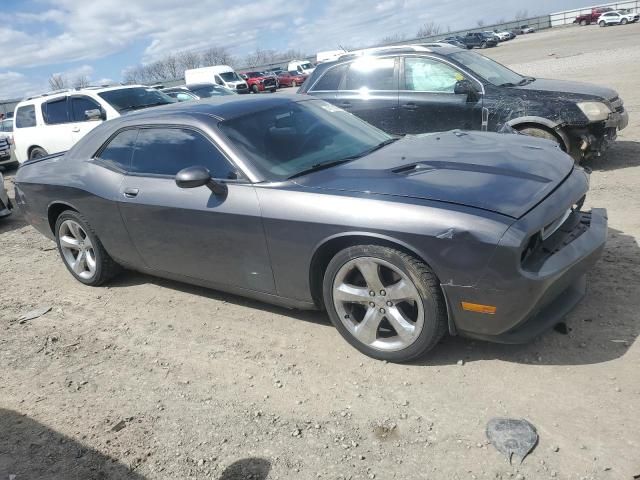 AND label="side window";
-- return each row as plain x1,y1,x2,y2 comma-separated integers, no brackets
404,57,463,93
345,57,396,91
176,93,193,102
214,75,223,85
96,129,138,171
131,128,237,179
310,64,347,91
42,98,69,125
71,96,101,122
15,105,36,128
